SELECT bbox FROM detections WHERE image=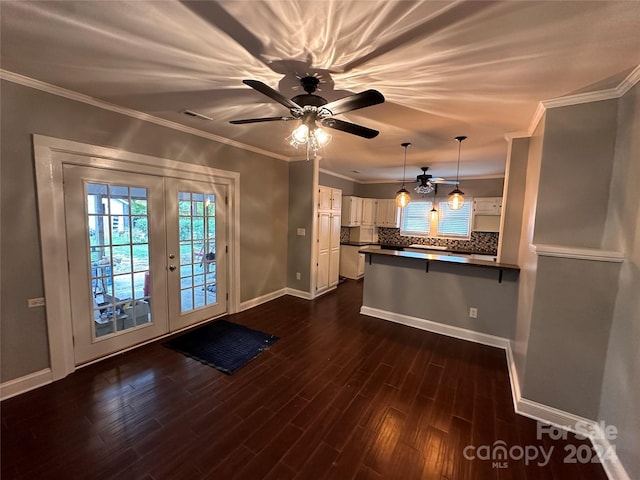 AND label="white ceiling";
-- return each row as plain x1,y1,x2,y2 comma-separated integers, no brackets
2,1,639,183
